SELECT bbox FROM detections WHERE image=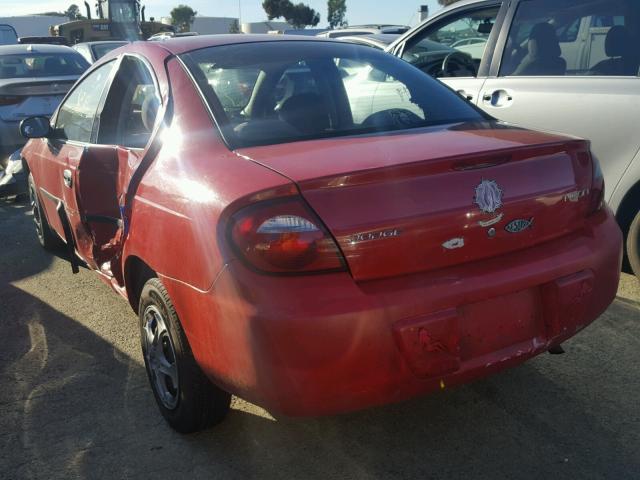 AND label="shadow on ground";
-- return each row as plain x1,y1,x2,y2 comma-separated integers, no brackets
1,197,639,479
